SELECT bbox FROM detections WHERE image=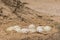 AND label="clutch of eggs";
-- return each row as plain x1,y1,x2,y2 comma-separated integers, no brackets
6,24,52,33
